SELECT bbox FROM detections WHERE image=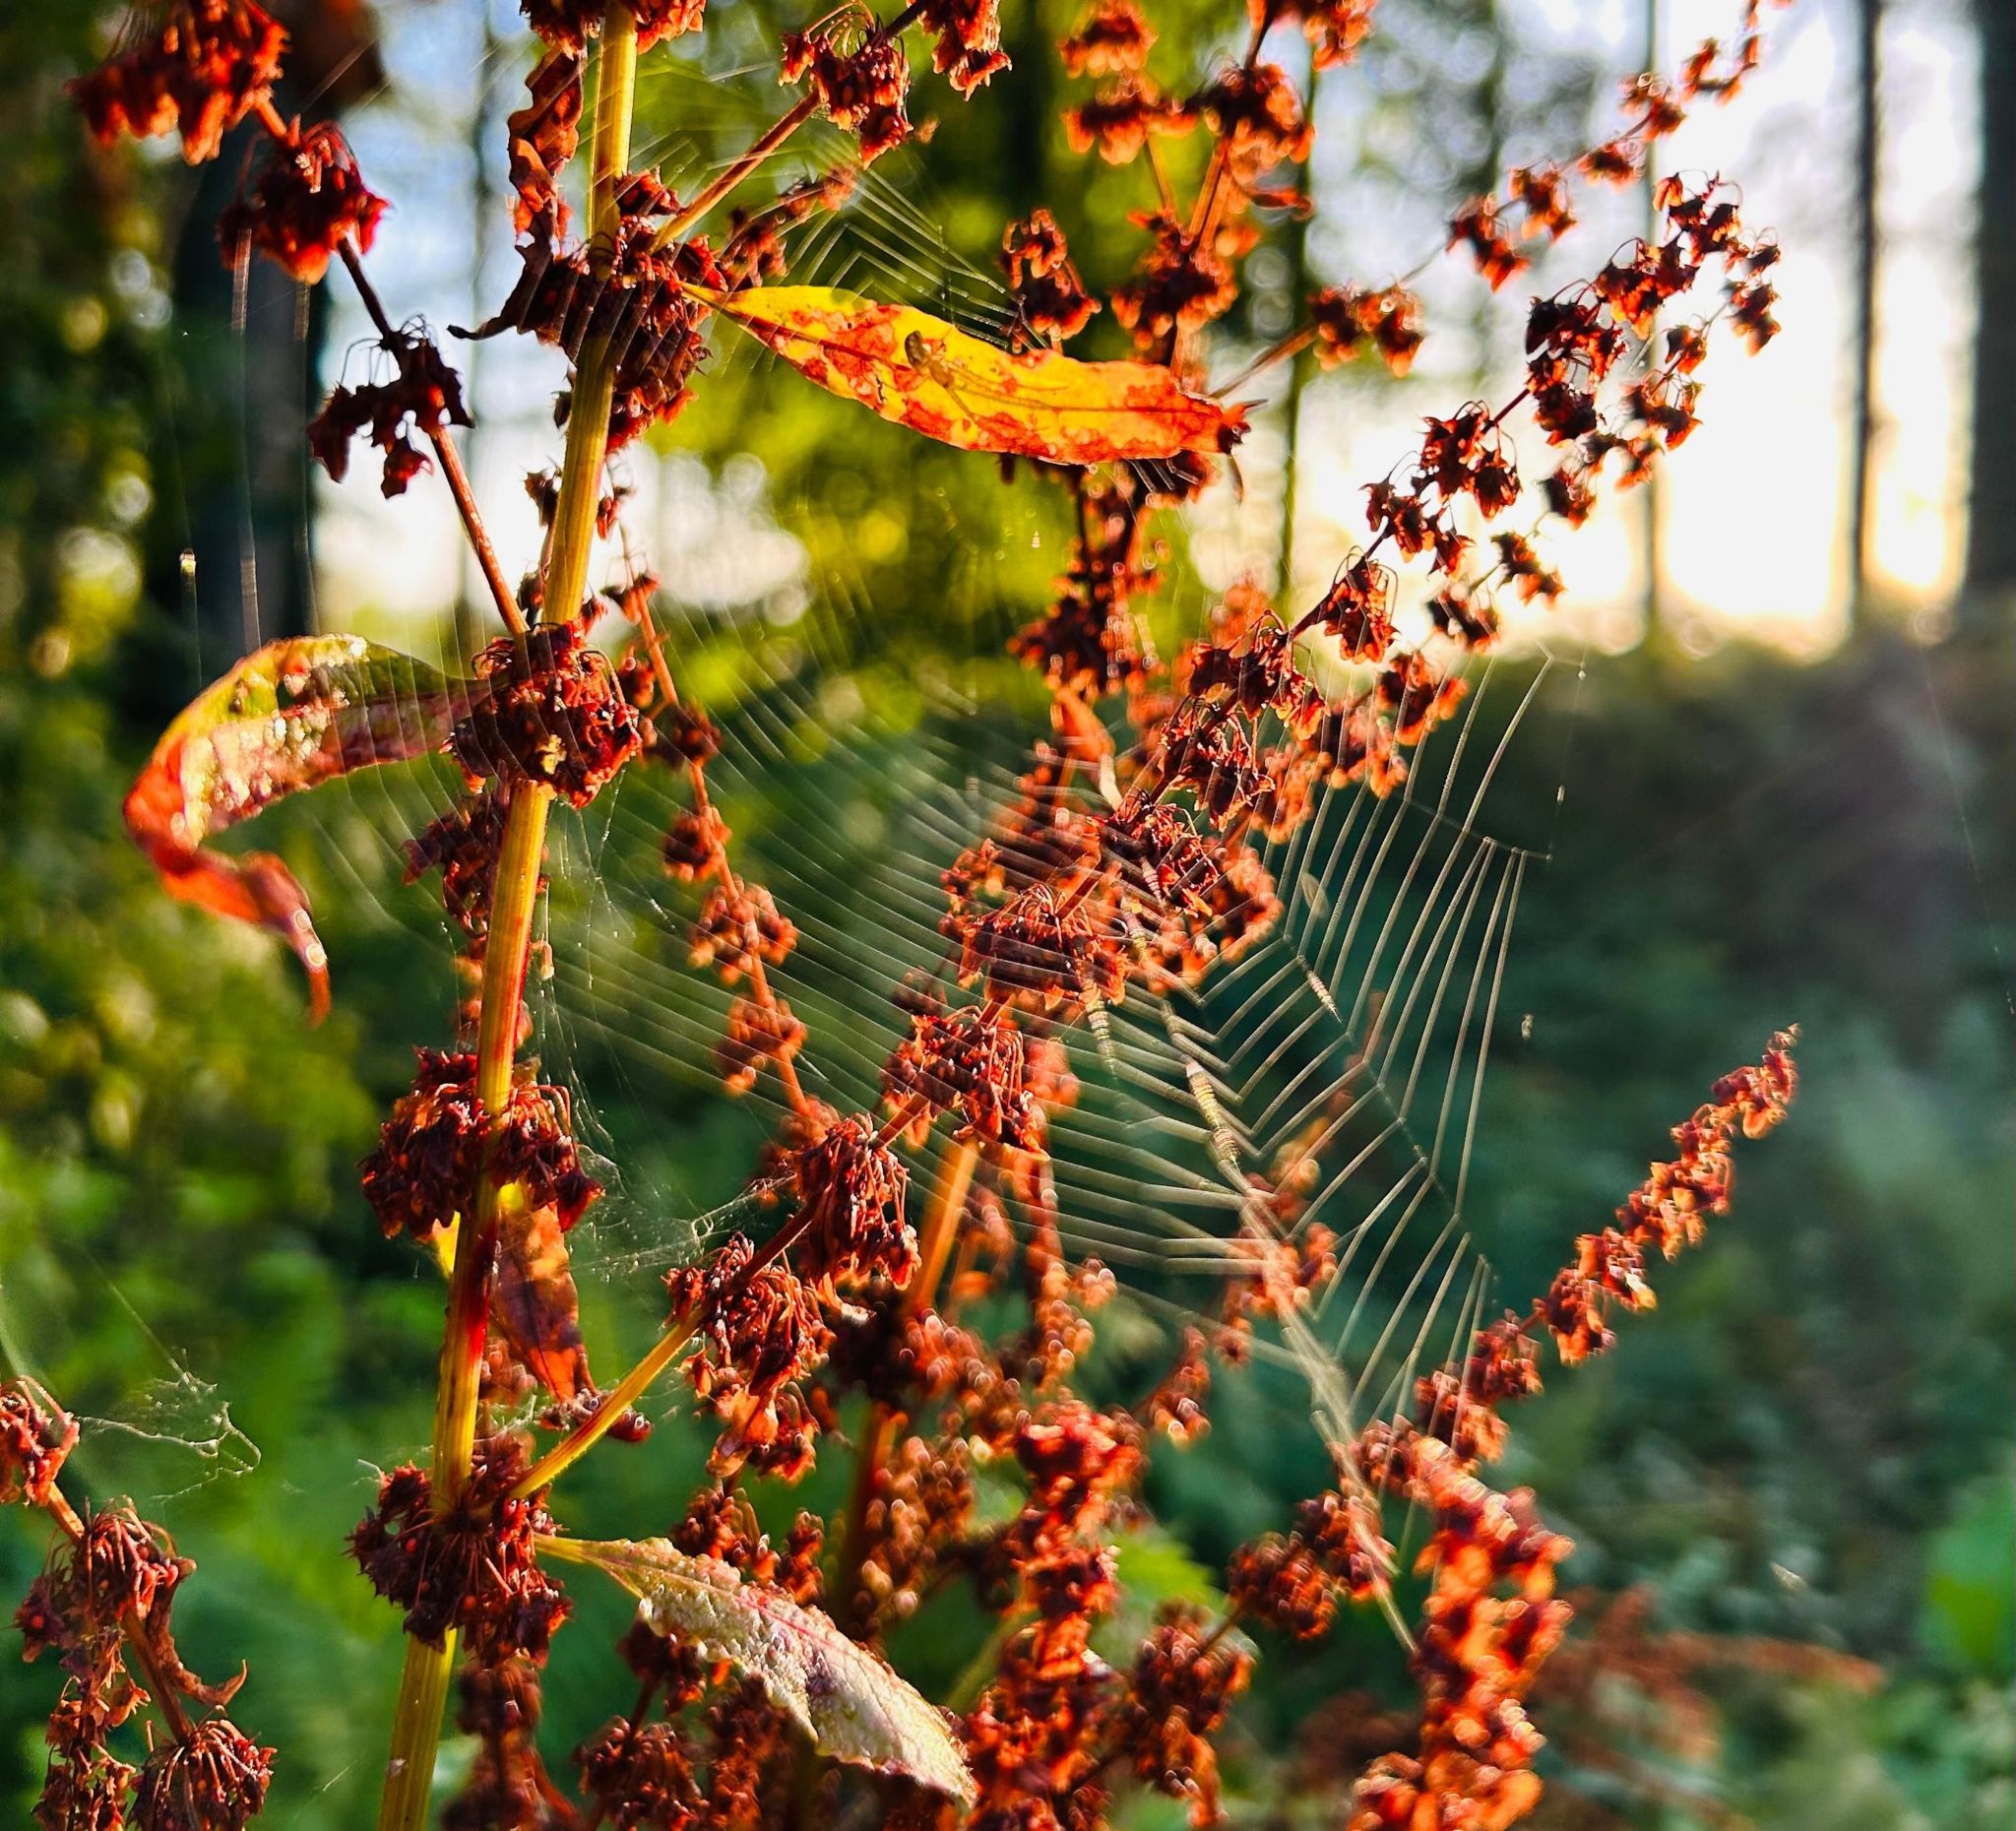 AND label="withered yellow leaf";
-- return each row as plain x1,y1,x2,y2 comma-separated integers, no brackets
541,1535,974,1803
697,284,1245,466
